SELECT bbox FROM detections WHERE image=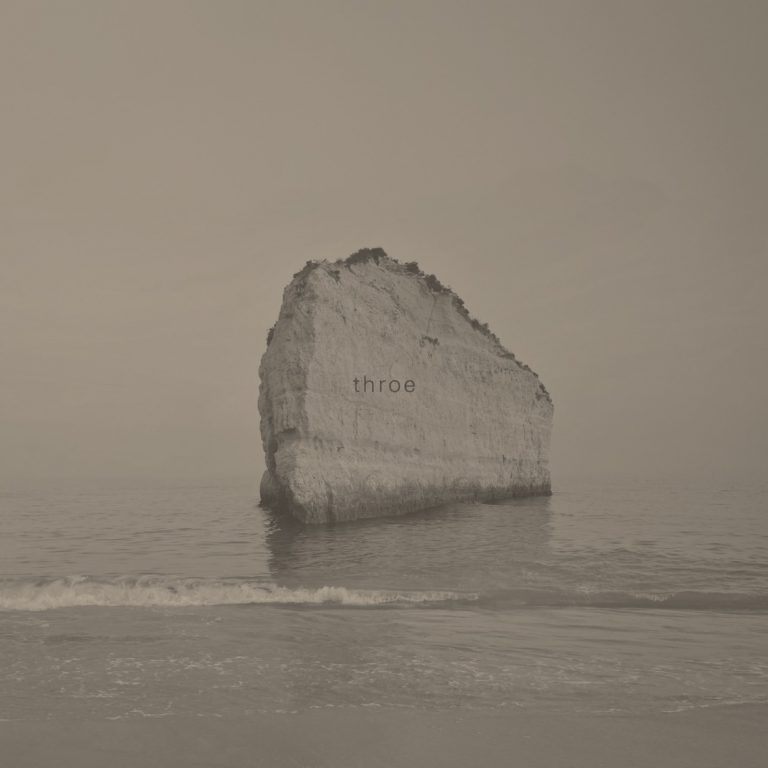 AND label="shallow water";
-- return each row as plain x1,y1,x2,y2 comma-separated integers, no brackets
1,476,767,720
